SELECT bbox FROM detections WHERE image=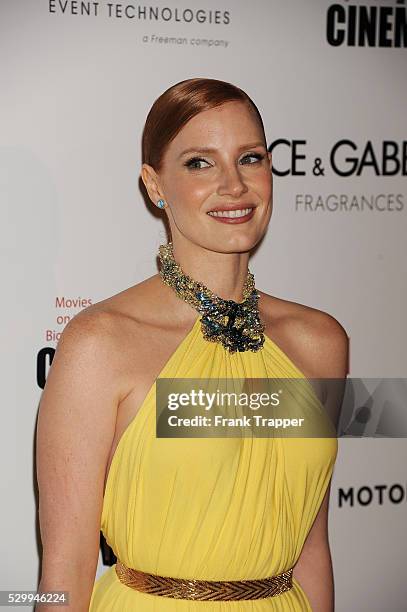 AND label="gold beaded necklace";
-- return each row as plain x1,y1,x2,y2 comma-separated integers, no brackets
157,242,265,354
